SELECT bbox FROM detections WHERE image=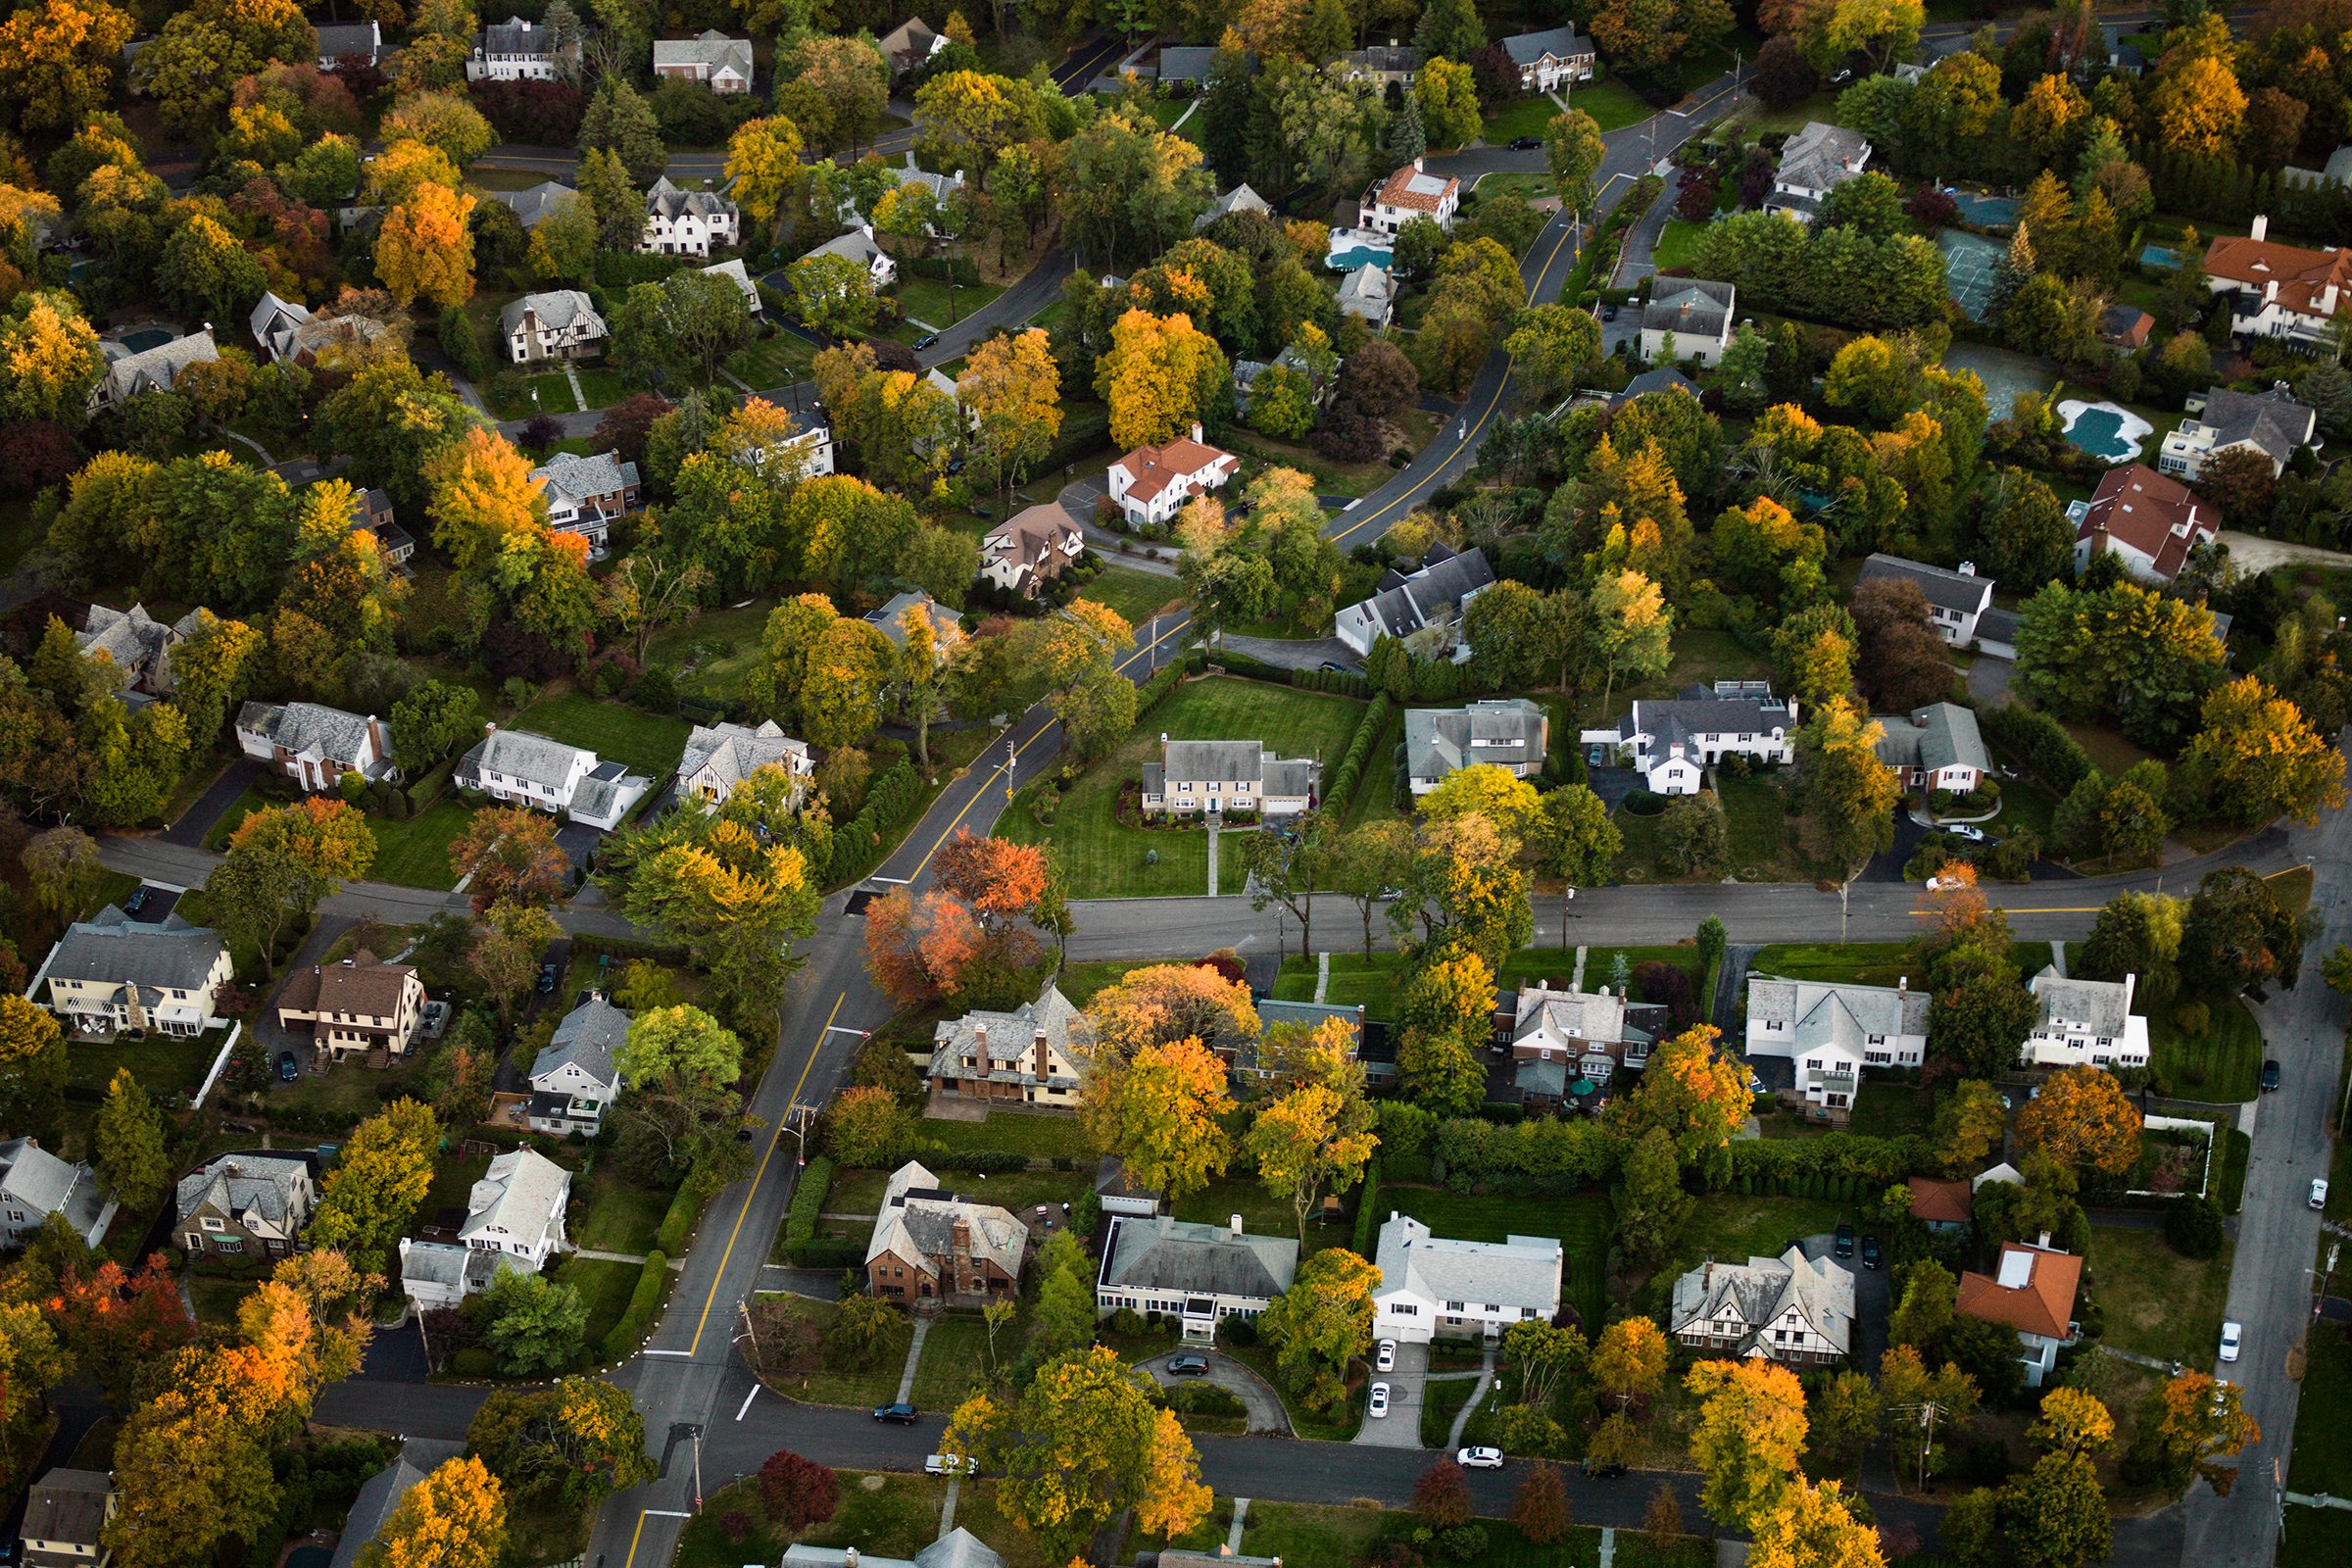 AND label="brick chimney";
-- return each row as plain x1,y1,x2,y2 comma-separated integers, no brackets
973,1021,990,1077
1032,1026,1050,1080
